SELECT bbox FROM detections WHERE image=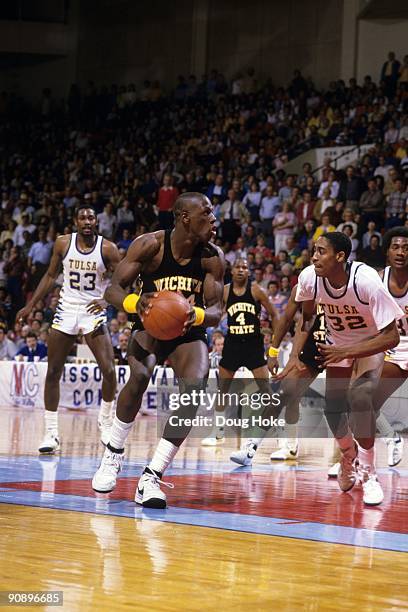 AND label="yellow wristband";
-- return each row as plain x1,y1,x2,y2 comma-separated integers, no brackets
122,293,140,314
268,346,280,358
193,307,205,326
